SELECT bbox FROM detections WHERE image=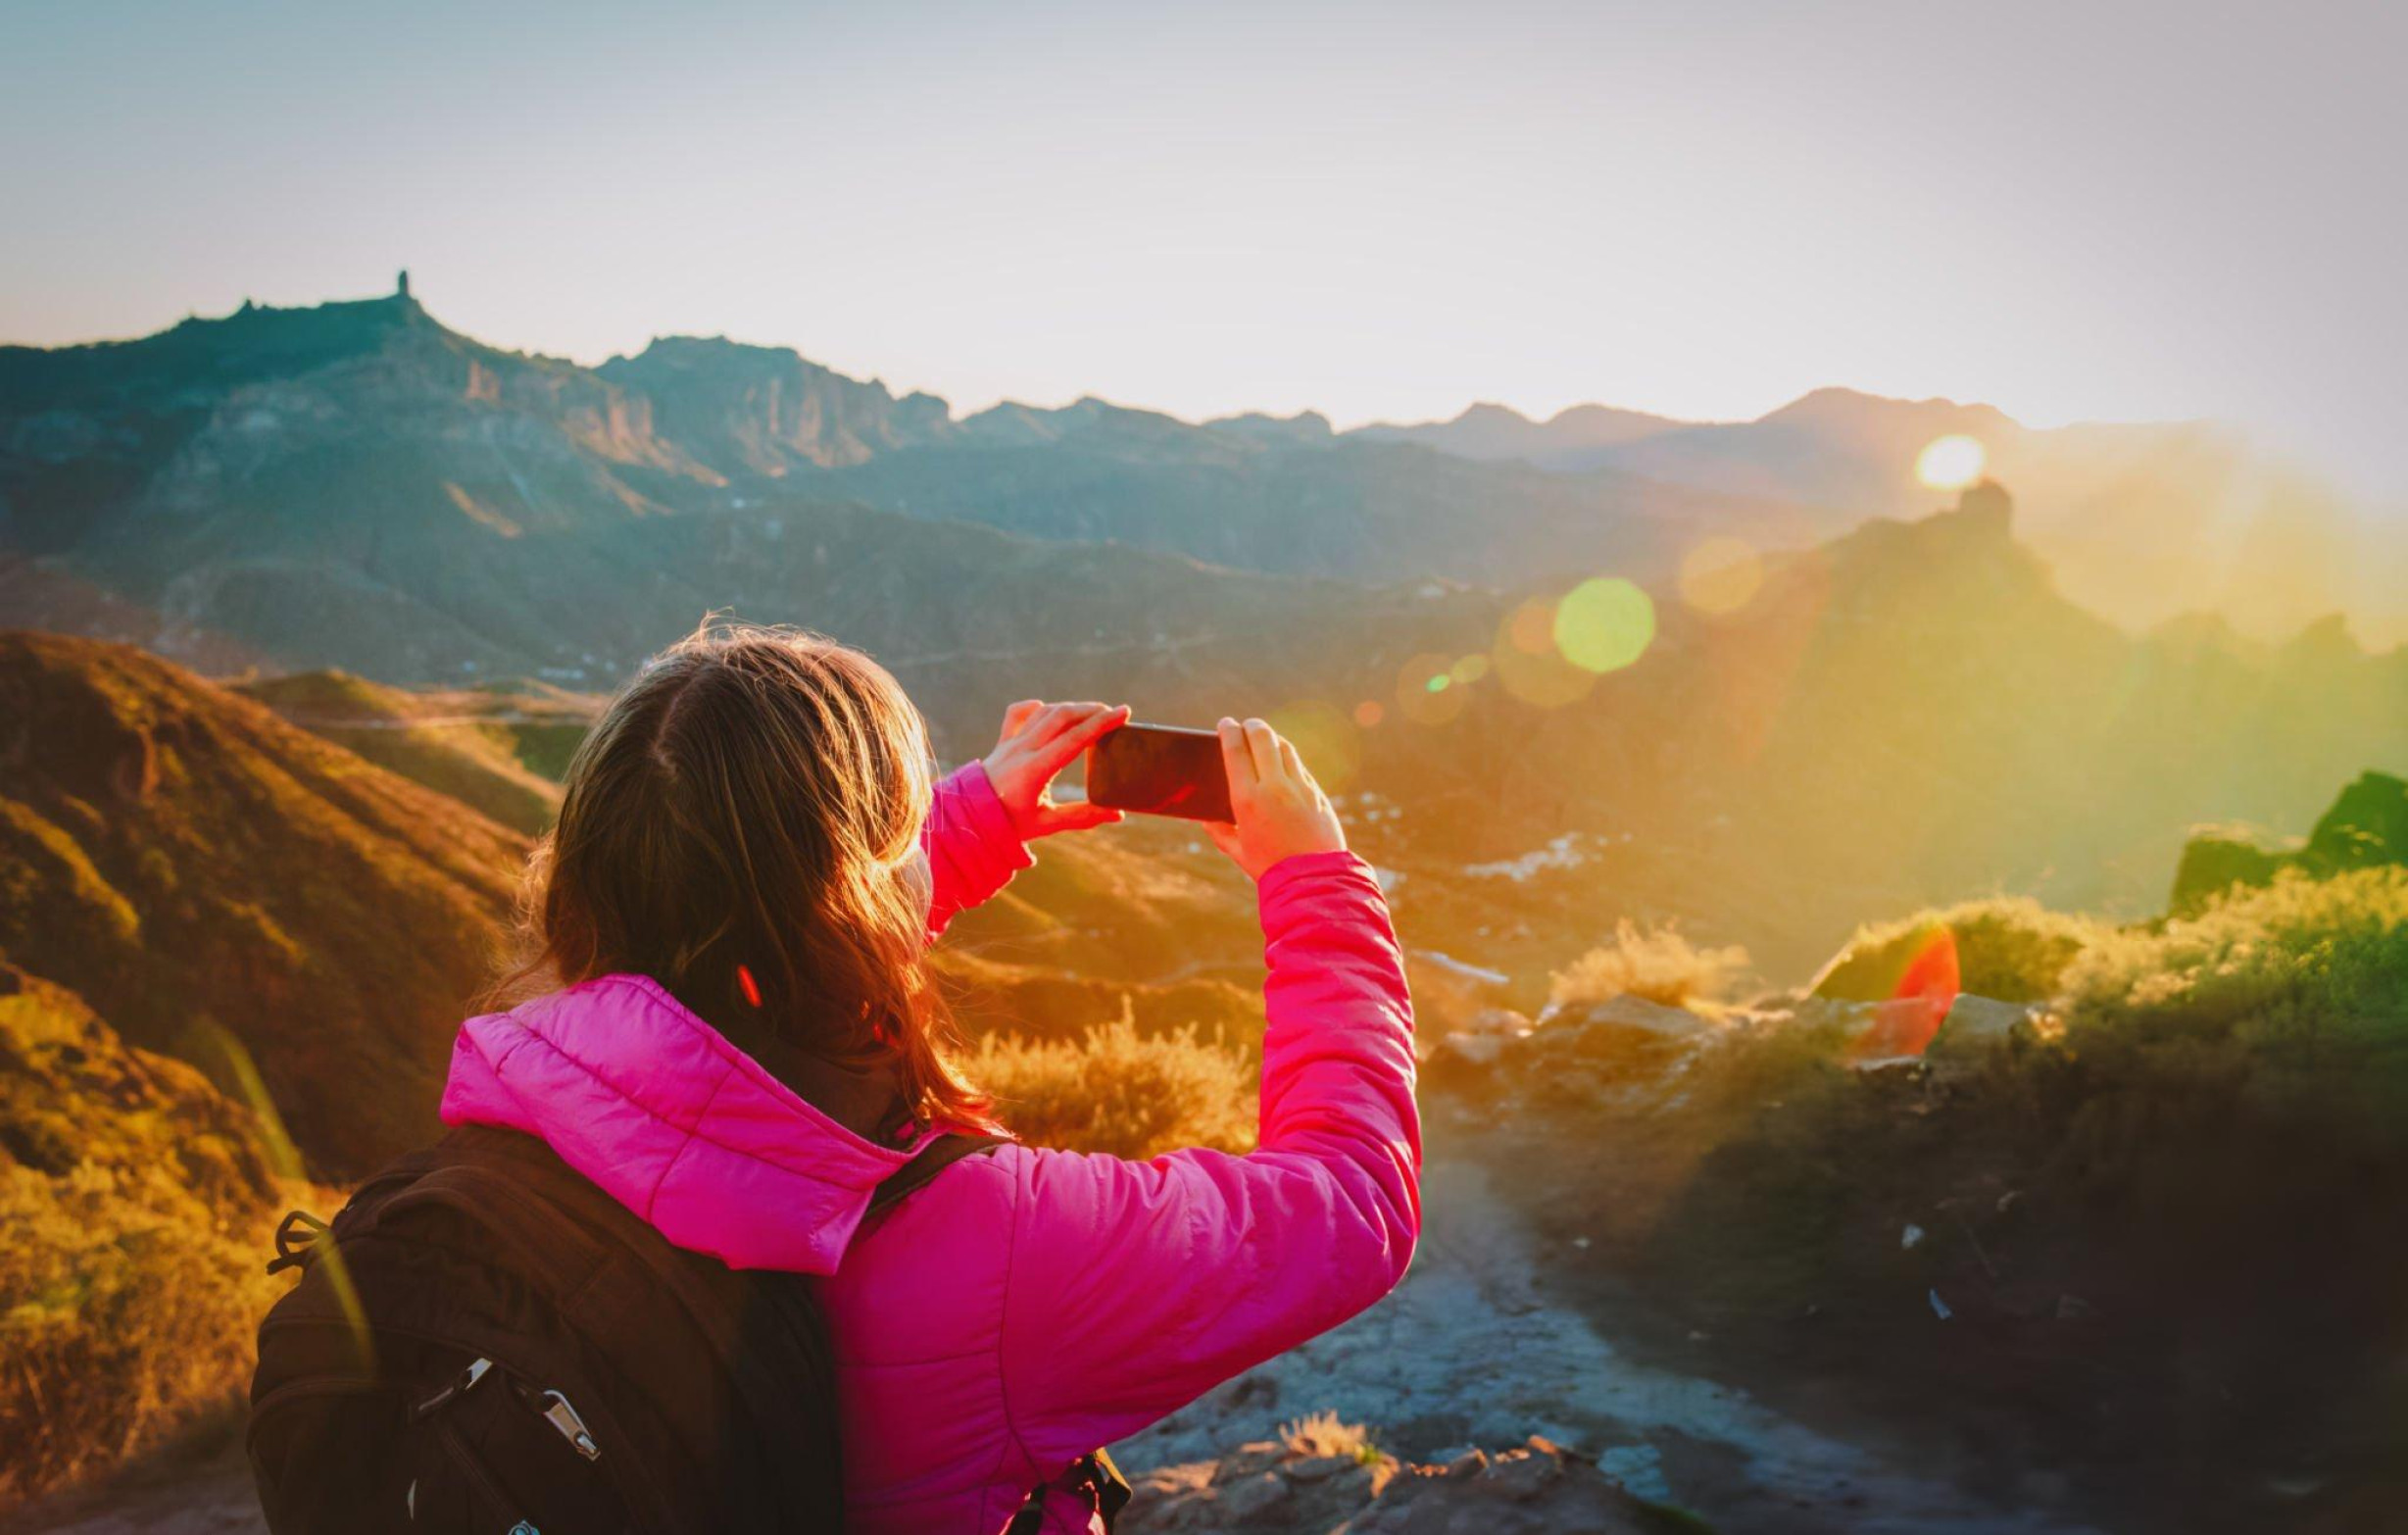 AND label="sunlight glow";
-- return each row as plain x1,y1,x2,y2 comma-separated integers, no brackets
1678,537,1765,616
1915,434,1989,491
